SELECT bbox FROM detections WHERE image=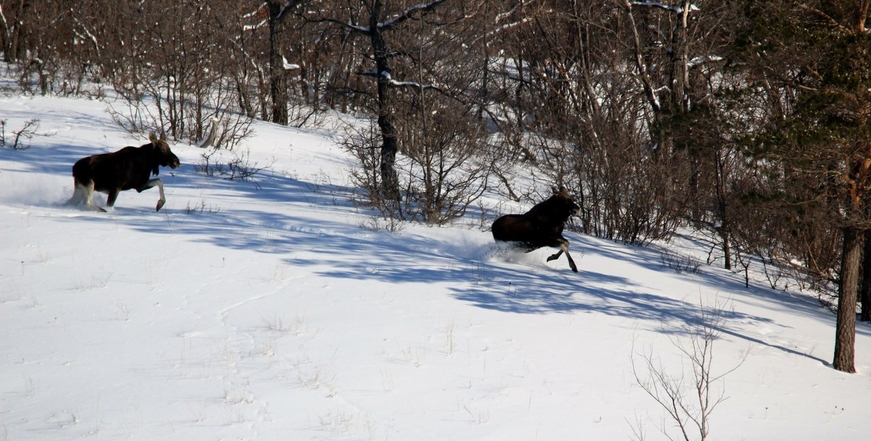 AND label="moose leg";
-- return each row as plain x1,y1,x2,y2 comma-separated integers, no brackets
136,178,166,211
67,182,86,206
547,239,578,272
564,249,577,272
74,181,105,211
106,189,120,210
